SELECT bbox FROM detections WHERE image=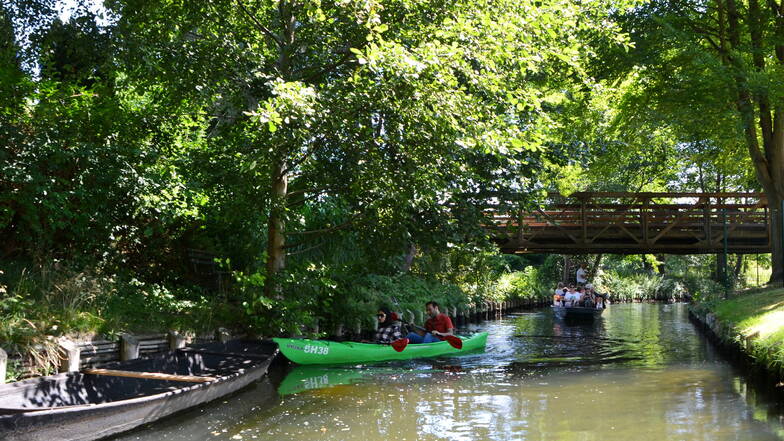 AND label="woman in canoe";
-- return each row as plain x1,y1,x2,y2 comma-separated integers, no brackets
375,307,404,344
